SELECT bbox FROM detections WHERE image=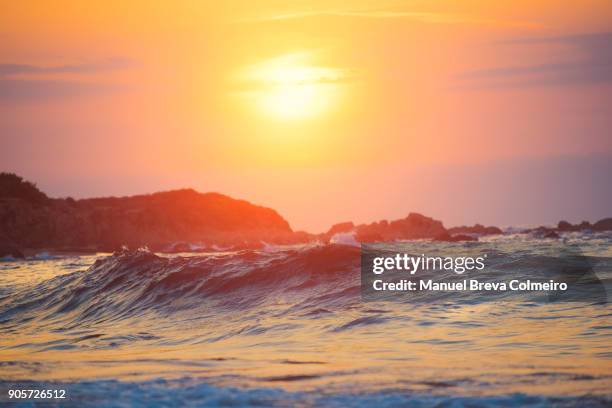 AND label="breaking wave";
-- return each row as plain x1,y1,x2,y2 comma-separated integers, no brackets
0,236,610,407
0,245,361,327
